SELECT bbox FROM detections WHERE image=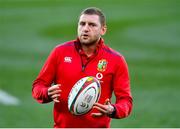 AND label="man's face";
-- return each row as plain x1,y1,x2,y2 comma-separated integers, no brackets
78,14,106,45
